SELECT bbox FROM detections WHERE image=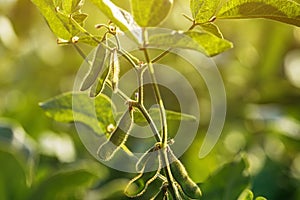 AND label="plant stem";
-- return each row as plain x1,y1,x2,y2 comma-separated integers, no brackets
136,105,162,142
141,28,181,200
142,28,168,147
